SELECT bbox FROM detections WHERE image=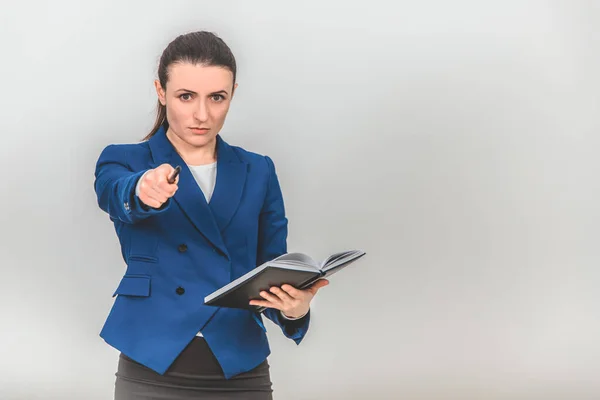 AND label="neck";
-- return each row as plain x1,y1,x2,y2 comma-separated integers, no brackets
166,128,217,165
